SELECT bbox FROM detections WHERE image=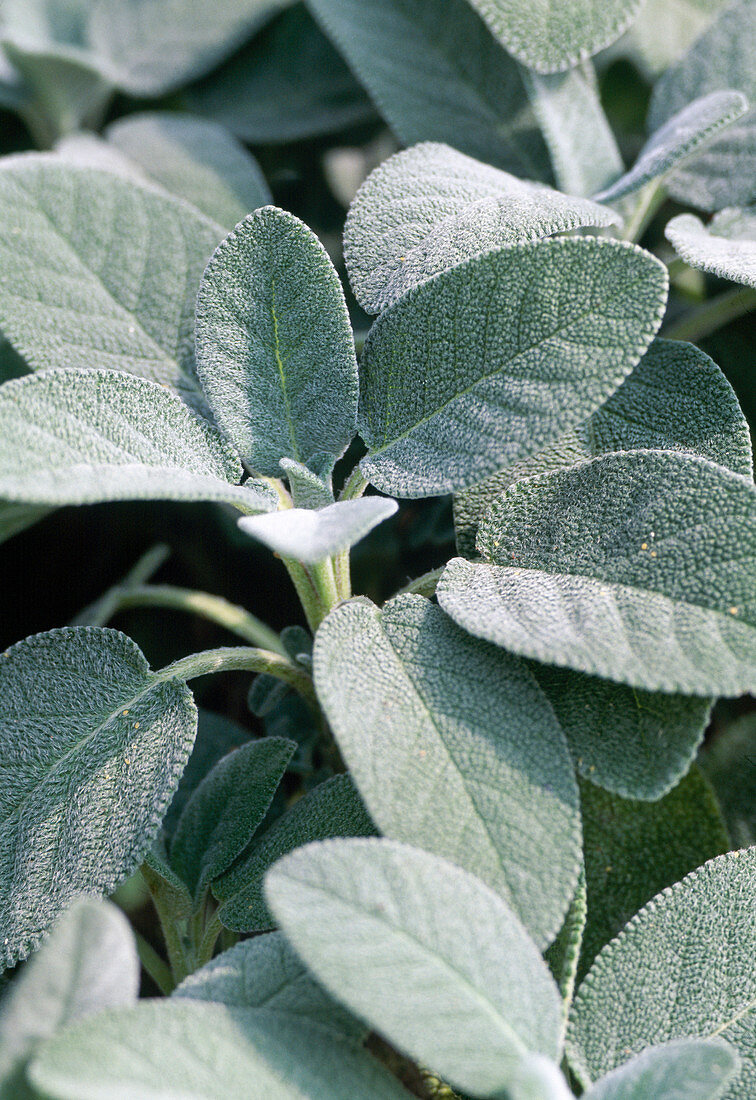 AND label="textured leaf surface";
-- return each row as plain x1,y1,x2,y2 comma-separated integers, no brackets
0,899,138,1098
595,91,749,203
0,368,274,513
0,158,222,404
344,142,618,314
648,0,756,211
579,768,729,978
170,737,294,899
499,1055,573,1099
700,715,756,848
239,497,398,564
544,865,587,1017
666,207,756,288
439,451,756,696
265,838,563,1097
313,595,580,948
28,999,409,1100
0,627,197,966
567,849,756,1099
466,0,644,73
305,0,551,178
195,206,358,476
359,237,668,496
213,775,375,931
584,1039,739,1100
